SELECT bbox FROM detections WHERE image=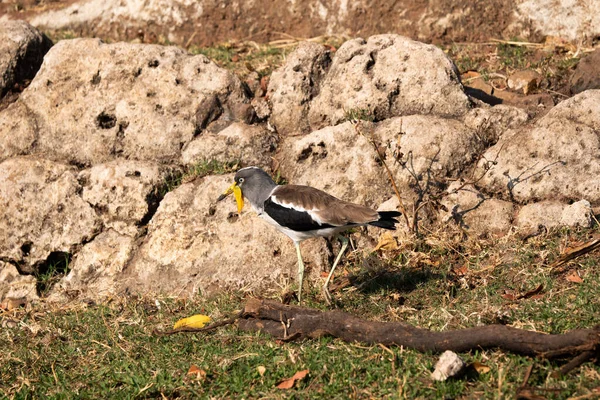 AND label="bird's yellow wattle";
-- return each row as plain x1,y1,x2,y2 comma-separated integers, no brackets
220,182,244,213
232,184,244,213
